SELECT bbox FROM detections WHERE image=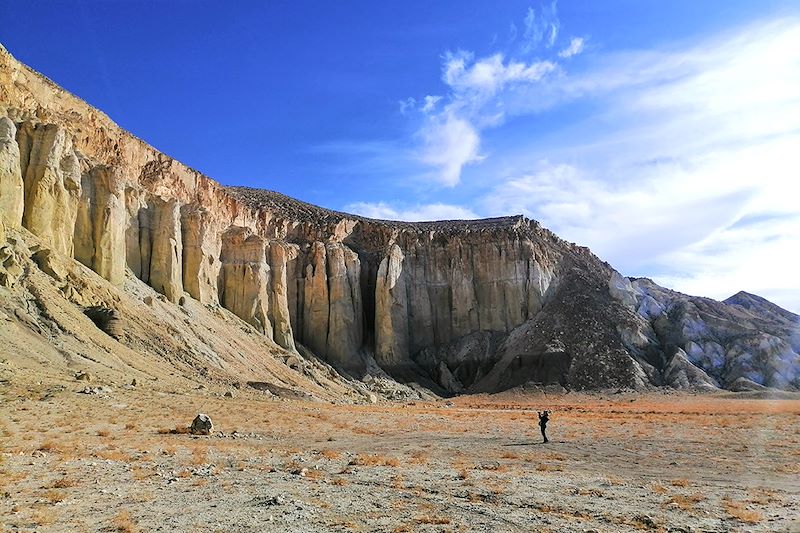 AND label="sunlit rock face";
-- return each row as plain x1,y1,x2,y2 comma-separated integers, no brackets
1,45,797,393
610,278,800,391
